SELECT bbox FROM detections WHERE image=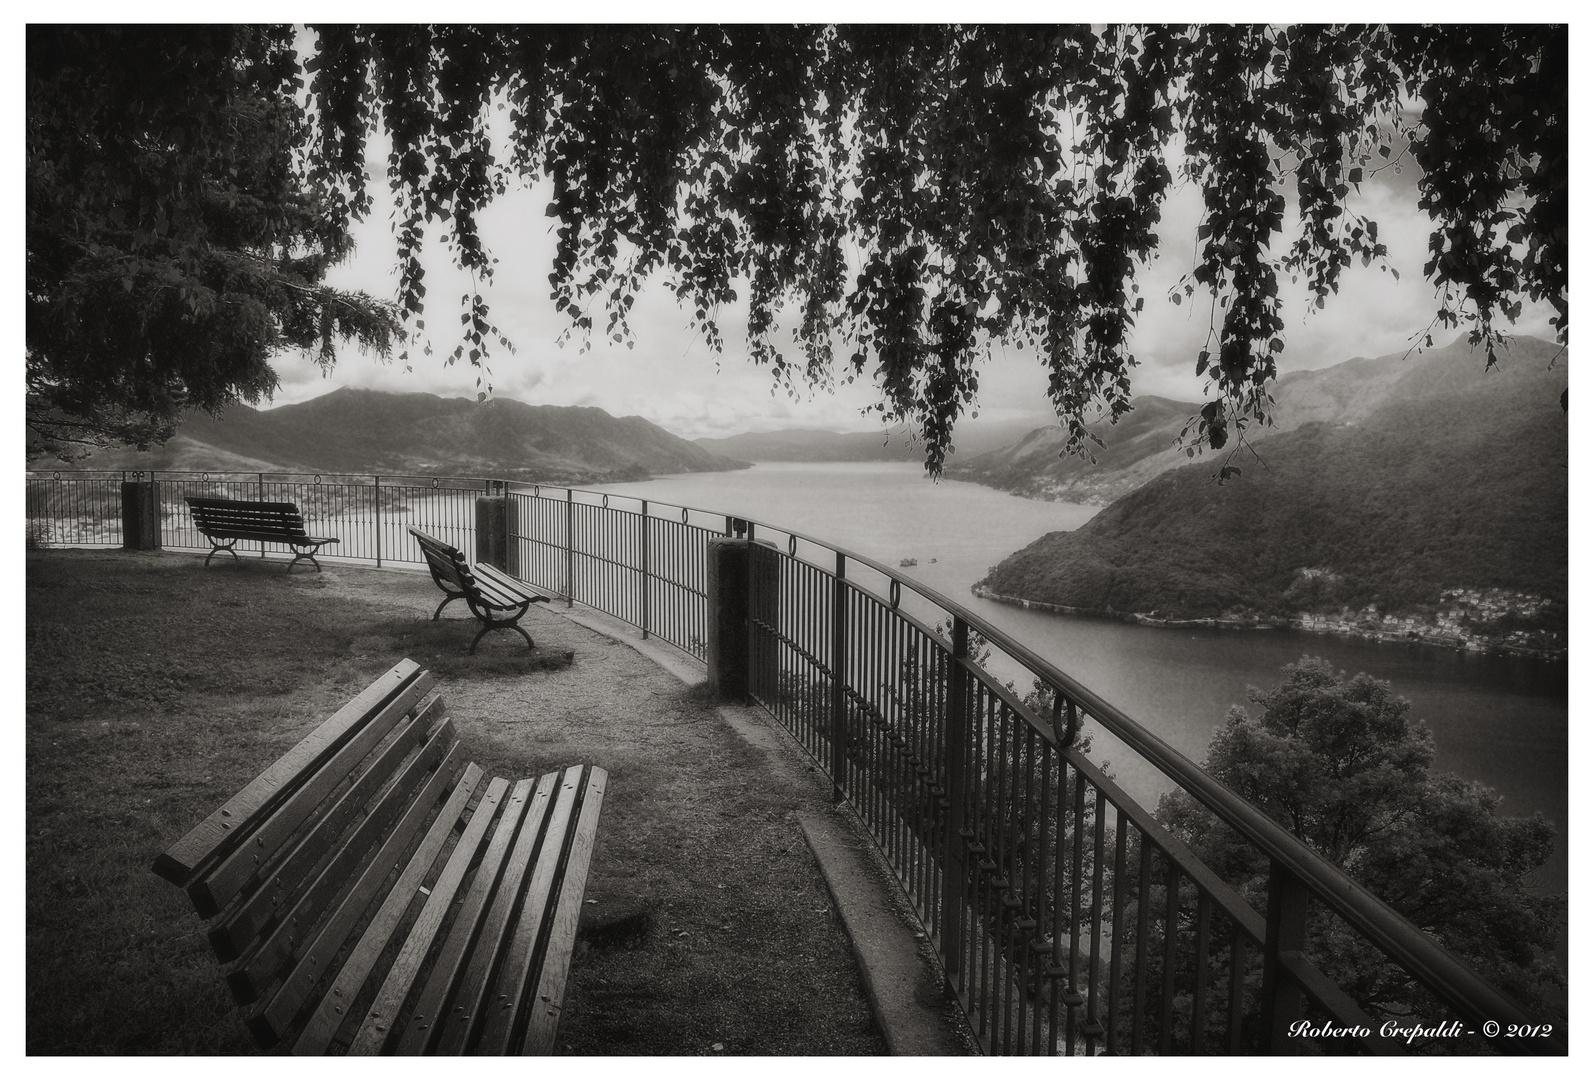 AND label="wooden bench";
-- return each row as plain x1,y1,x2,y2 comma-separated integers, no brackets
187,497,340,572
153,659,608,1055
408,527,551,654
